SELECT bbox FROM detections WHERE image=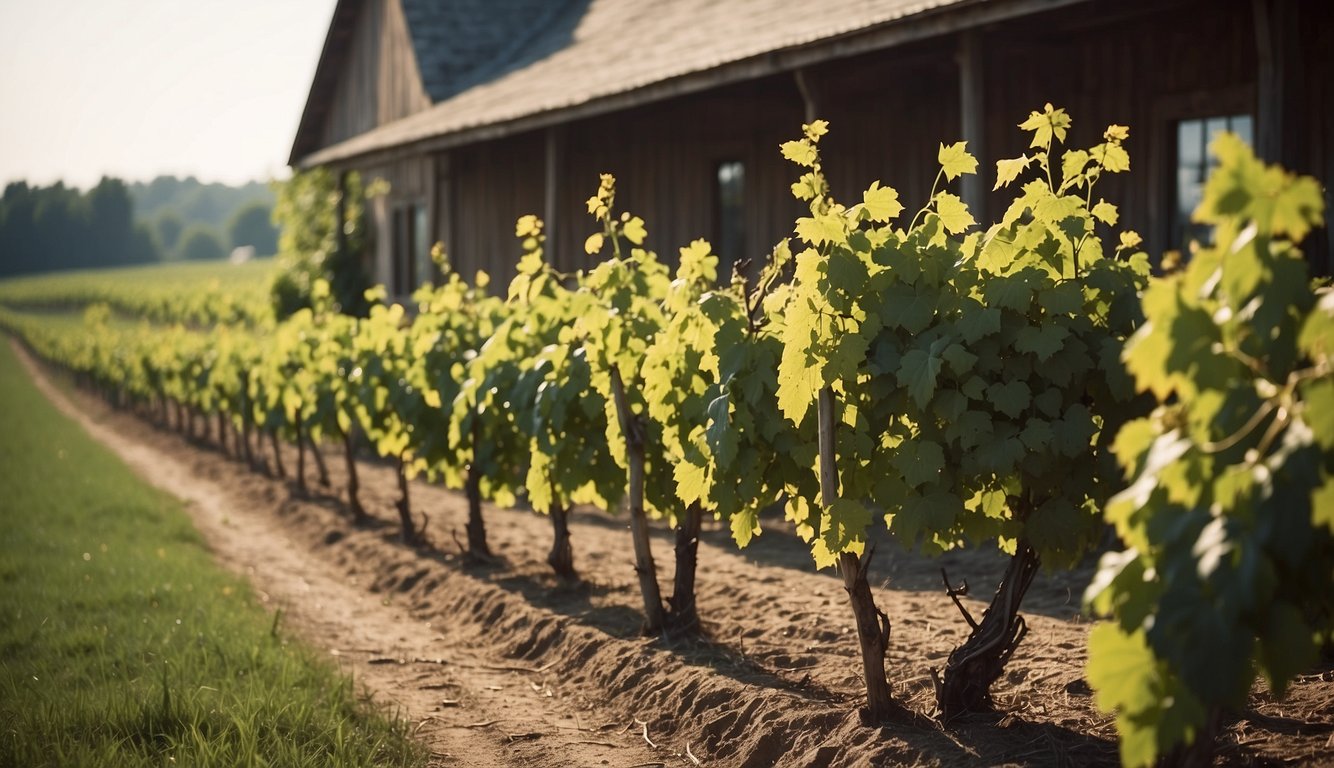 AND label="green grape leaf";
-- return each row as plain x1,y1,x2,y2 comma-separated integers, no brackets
1015,323,1070,362
958,304,1002,343
1092,199,1119,225
823,498,871,554
898,347,944,408
879,283,936,335
731,507,761,548
1039,281,1084,315
1095,143,1130,173
792,172,822,202
892,439,944,488
946,409,994,450
1086,623,1159,721
777,343,821,424
623,216,648,245
988,380,1031,418
983,273,1034,313
781,138,817,167
674,459,708,506
862,181,904,222
935,192,976,234
1312,476,1334,533
941,343,978,376
795,213,847,246
994,155,1032,190
938,141,978,181
1018,103,1071,149
706,393,738,467
1301,379,1334,451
